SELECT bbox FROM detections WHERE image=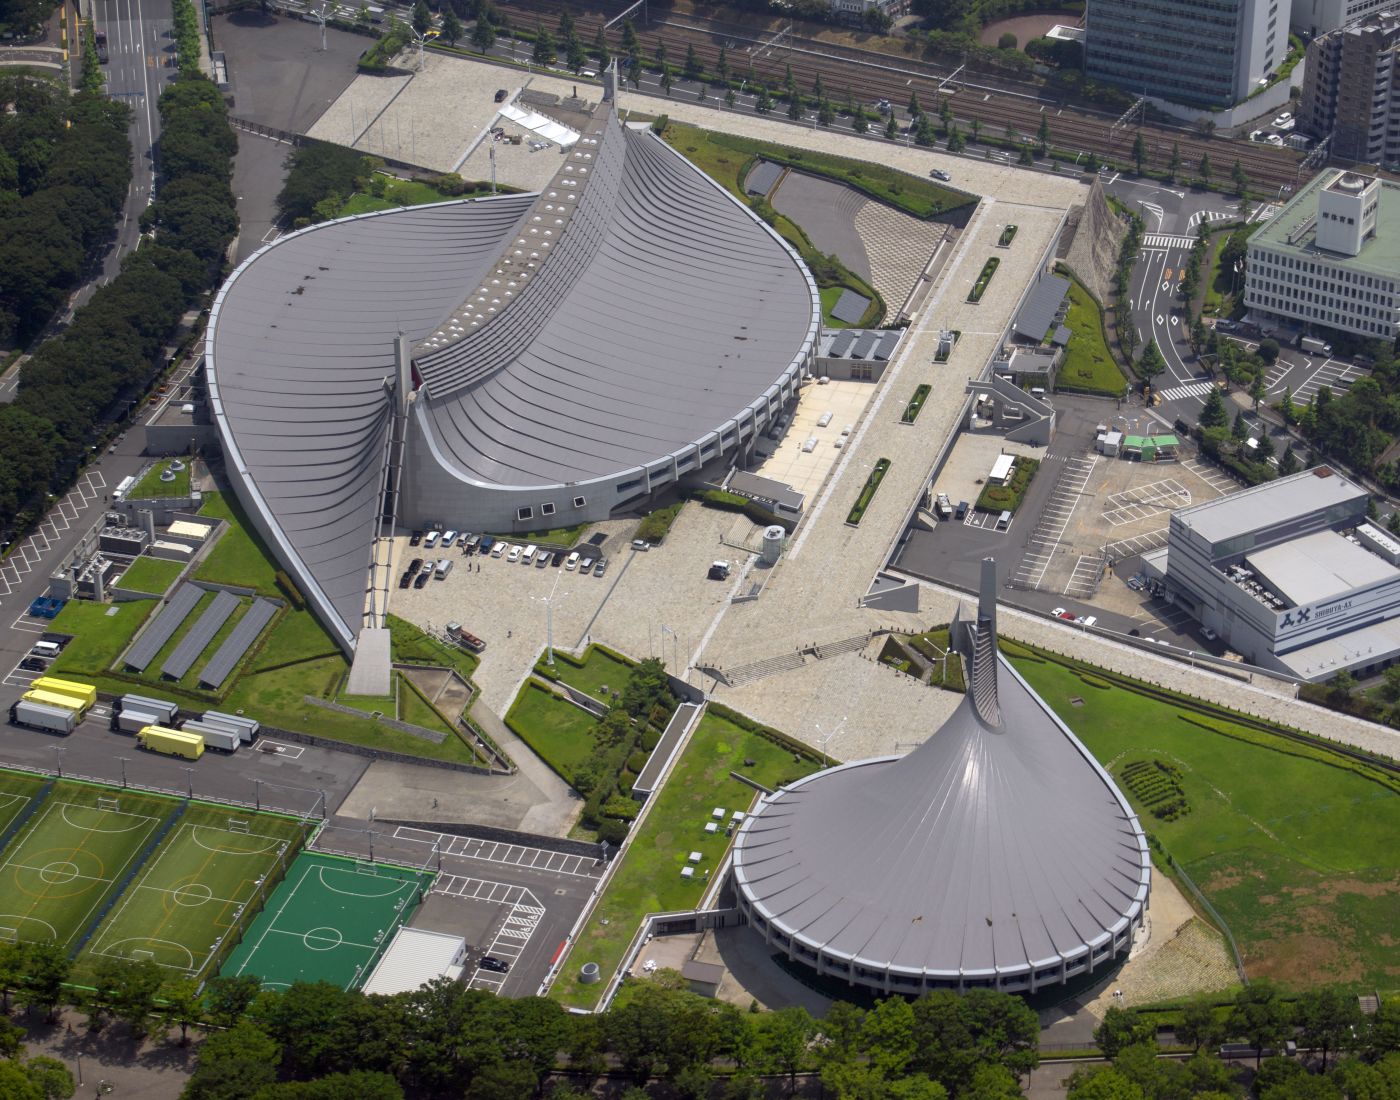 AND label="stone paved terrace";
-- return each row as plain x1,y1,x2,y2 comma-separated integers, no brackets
700,198,1072,669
